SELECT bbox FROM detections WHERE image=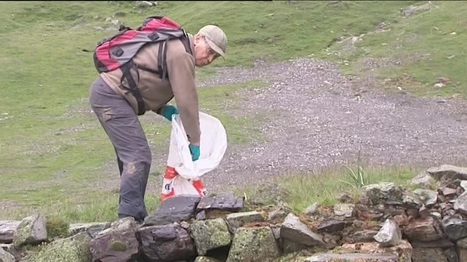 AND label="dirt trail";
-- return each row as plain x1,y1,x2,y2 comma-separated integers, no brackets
37,56,467,203
191,58,467,193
